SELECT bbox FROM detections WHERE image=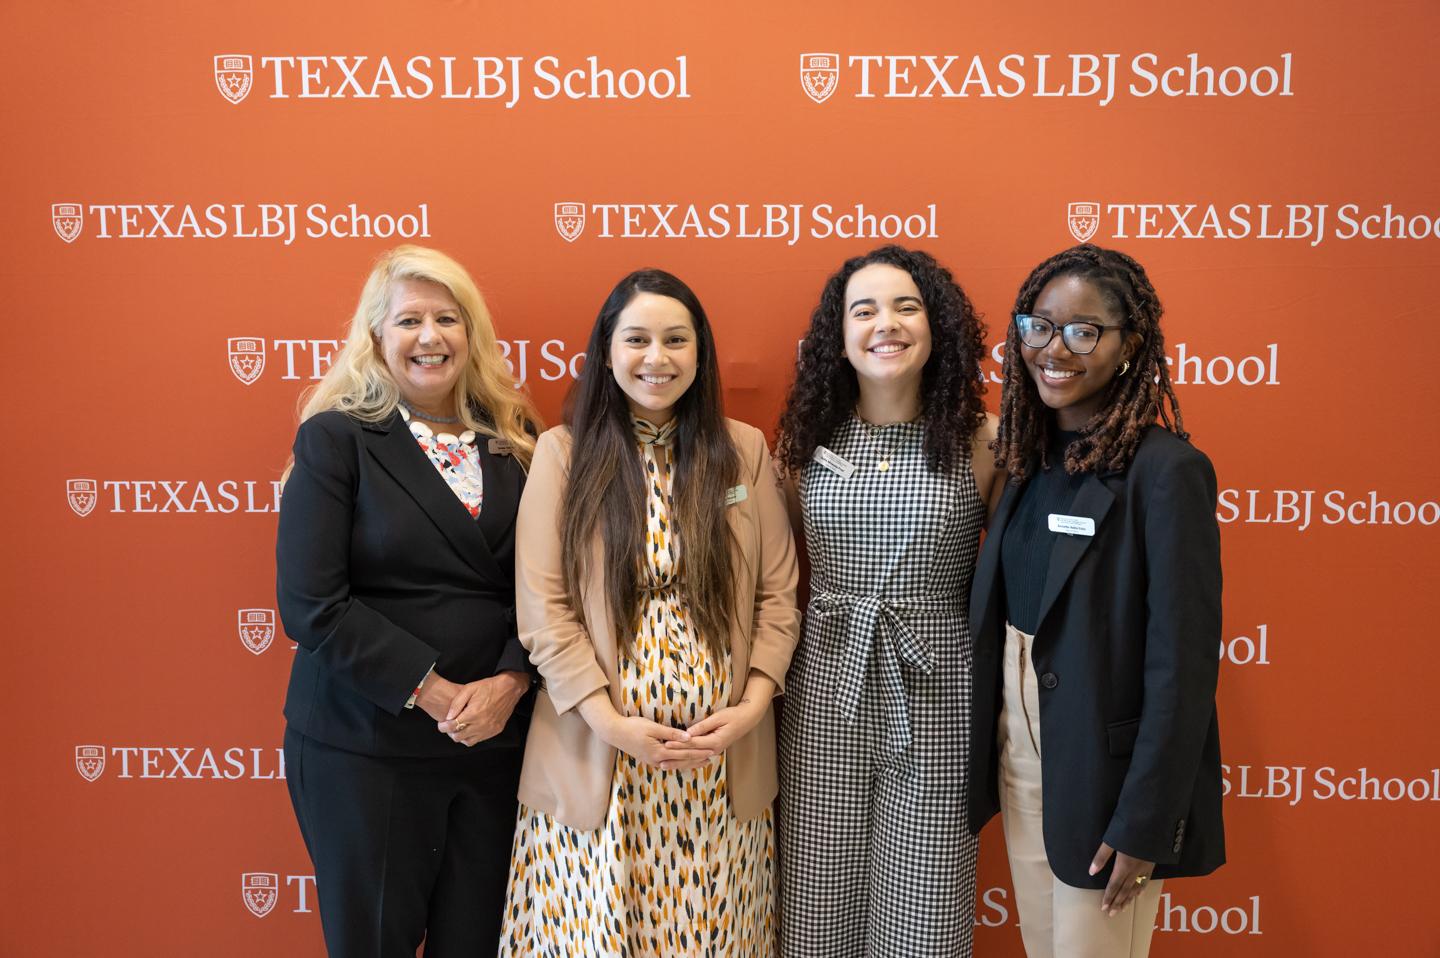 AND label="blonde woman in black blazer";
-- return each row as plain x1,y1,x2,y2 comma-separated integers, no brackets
969,245,1223,958
277,246,543,957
